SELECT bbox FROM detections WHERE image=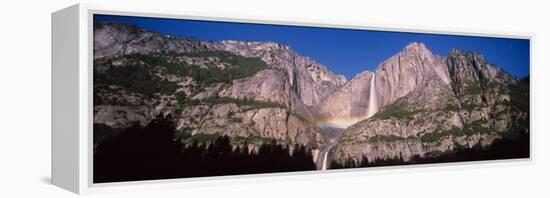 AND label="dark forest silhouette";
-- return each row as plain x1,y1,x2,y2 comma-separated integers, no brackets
94,116,530,183
94,116,317,183
330,131,530,169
